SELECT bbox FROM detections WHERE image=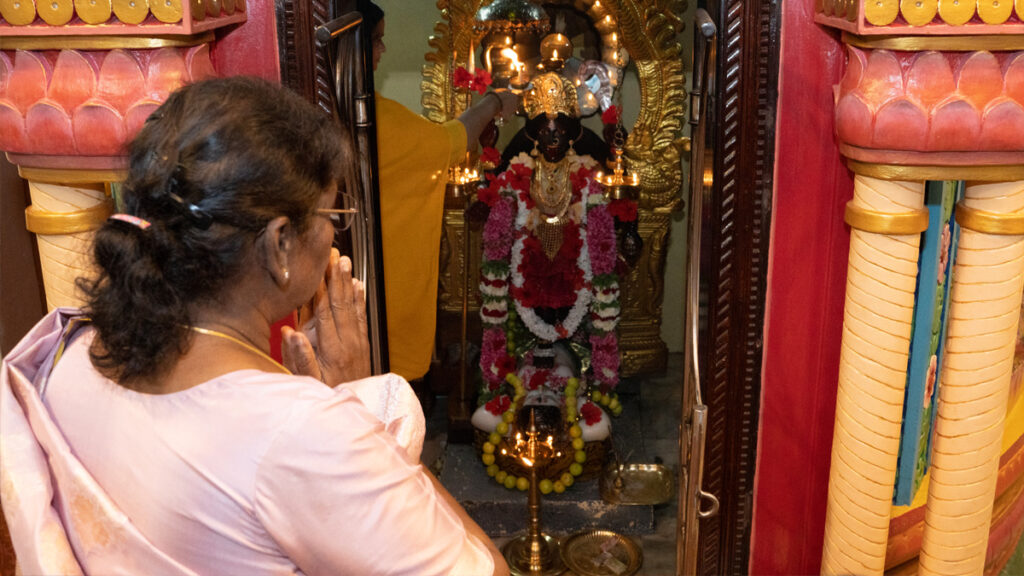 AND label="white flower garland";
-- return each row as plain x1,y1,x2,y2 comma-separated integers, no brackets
480,267,509,326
